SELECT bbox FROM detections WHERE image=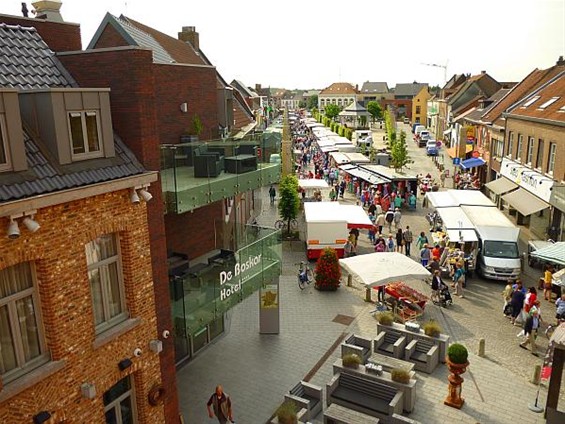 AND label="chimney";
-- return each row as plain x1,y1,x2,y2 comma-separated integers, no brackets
481,70,486,74
557,56,565,66
178,26,199,51
255,84,262,91
32,0,64,22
